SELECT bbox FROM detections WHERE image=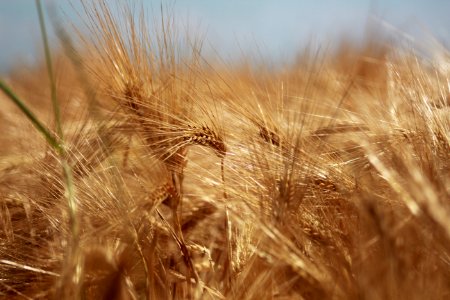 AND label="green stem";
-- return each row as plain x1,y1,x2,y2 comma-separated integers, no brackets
36,0,63,139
